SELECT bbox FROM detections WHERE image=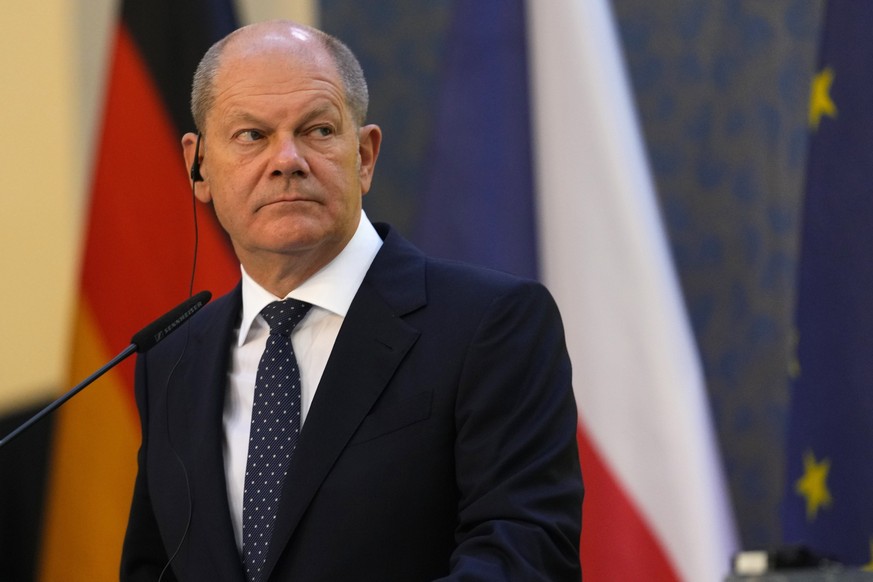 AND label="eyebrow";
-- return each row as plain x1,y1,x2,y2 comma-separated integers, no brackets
296,104,342,129
223,104,342,132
